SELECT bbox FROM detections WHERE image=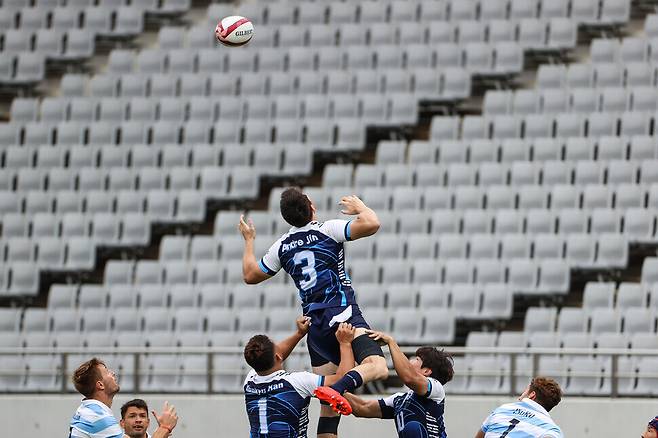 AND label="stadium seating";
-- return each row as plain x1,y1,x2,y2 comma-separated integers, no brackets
3,0,658,396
